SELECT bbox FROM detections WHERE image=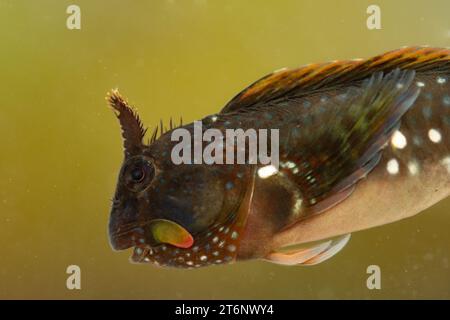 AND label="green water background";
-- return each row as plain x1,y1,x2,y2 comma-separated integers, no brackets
0,0,449,299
